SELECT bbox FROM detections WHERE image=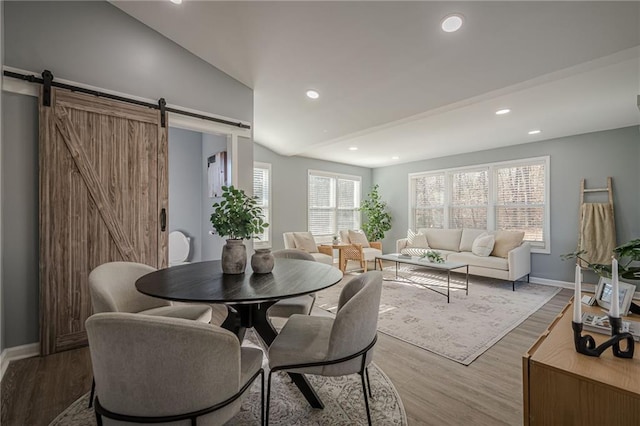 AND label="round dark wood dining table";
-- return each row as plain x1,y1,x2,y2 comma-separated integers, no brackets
136,257,343,409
